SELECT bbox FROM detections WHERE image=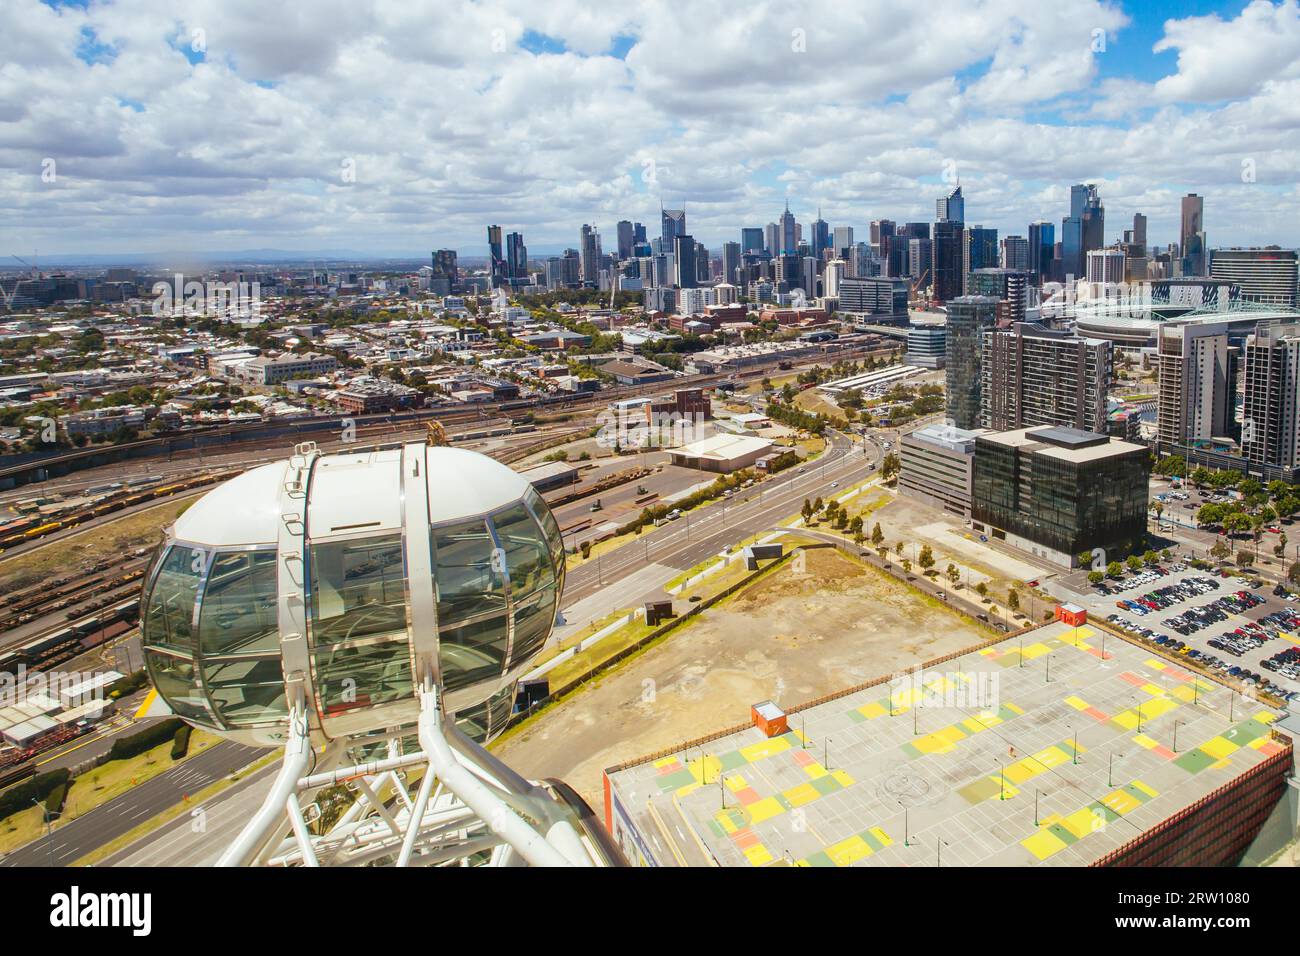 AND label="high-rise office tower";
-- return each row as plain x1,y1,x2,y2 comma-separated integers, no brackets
962,225,998,293
937,185,964,224
870,219,896,256
908,237,933,282
1156,321,1239,447
661,206,686,247
487,225,506,287
1210,248,1299,306
945,295,999,429
967,268,1031,324
1027,221,1055,286
616,220,635,260
981,323,1111,433
779,202,797,255
673,234,698,289
1086,249,1126,284
506,231,528,279
823,259,846,297
1131,213,1147,257
764,222,781,257
832,225,855,258
811,211,830,262
1061,184,1103,281
1242,320,1300,470
932,220,964,302
721,241,741,288
579,224,601,285
1180,194,1206,276
741,227,764,253
1000,236,1030,272
430,249,458,295
696,240,710,284
633,222,647,246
